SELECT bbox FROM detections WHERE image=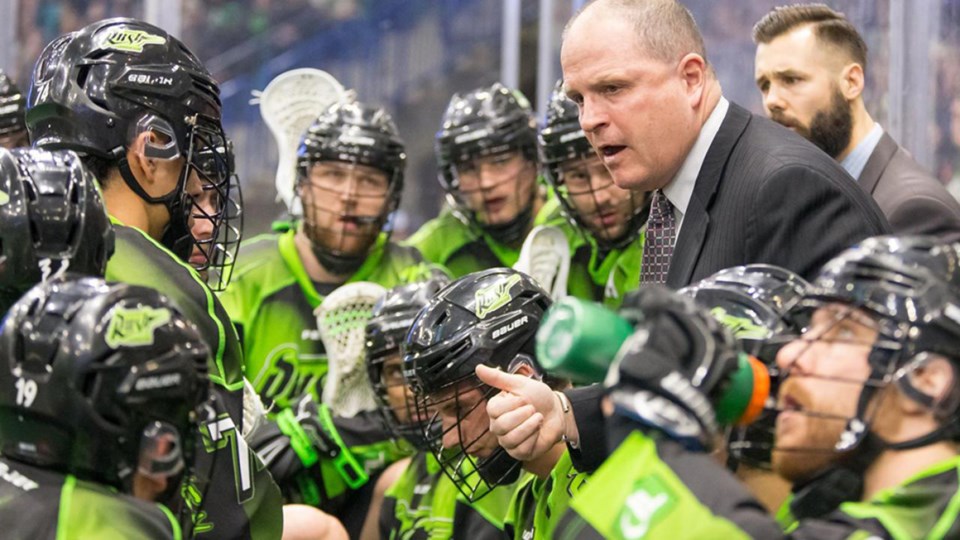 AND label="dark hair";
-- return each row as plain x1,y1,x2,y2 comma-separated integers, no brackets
753,4,868,74
80,153,115,184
